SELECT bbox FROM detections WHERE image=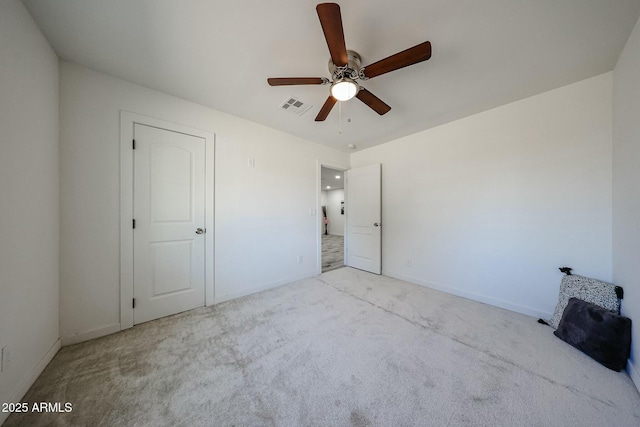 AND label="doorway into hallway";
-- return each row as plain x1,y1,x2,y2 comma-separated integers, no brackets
321,166,345,272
